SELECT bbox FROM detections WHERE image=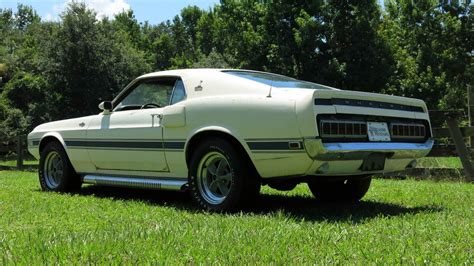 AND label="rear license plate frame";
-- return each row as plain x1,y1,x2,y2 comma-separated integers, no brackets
367,122,391,142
